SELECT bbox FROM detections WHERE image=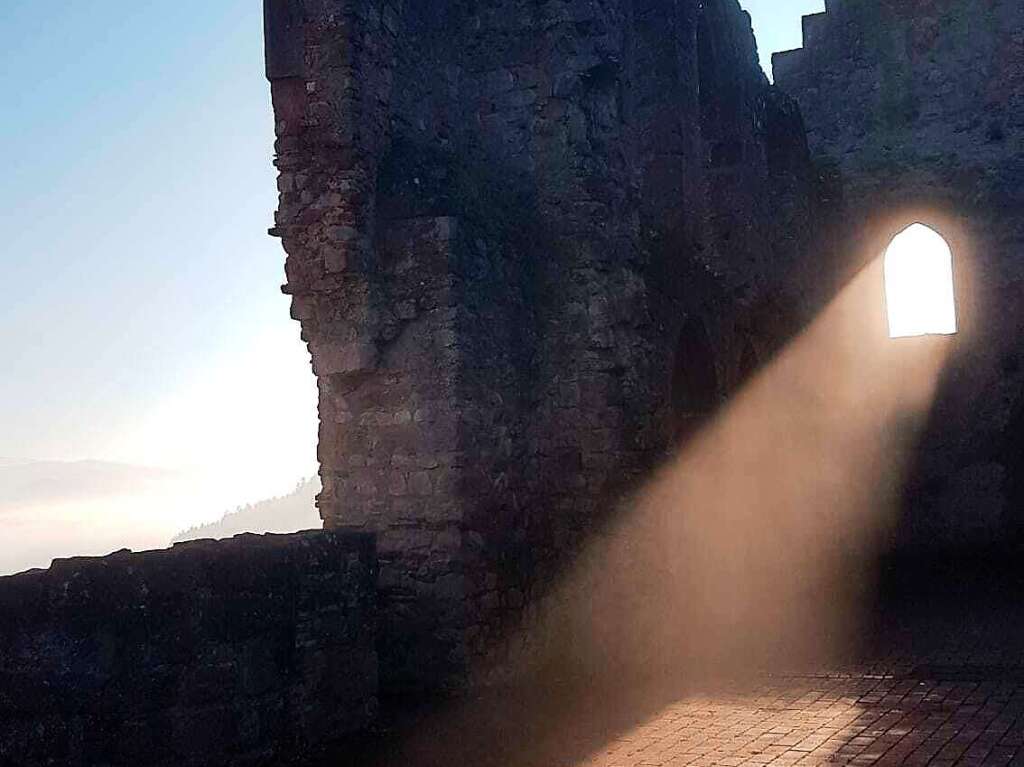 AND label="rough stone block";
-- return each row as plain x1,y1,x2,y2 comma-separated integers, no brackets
311,340,377,375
